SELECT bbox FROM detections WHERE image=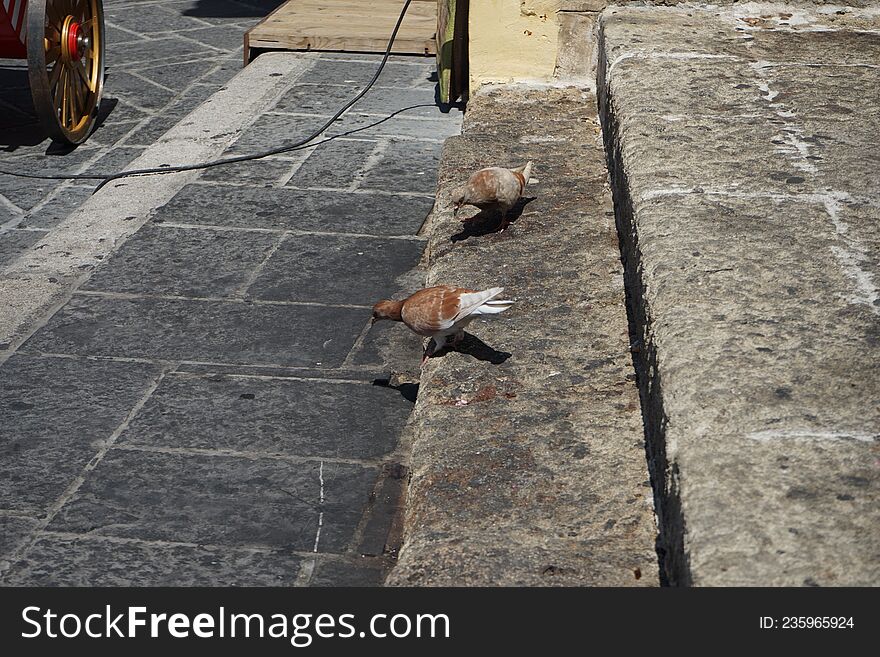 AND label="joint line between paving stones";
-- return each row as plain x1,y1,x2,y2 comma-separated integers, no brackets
233,232,288,299
0,364,176,577
340,318,377,370
191,179,436,198
166,370,380,385
17,350,393,374
152,223,427,242
110,443,388,468
34,530,385,562
313,461,325,553
348,138,392,192
73,289,372,309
